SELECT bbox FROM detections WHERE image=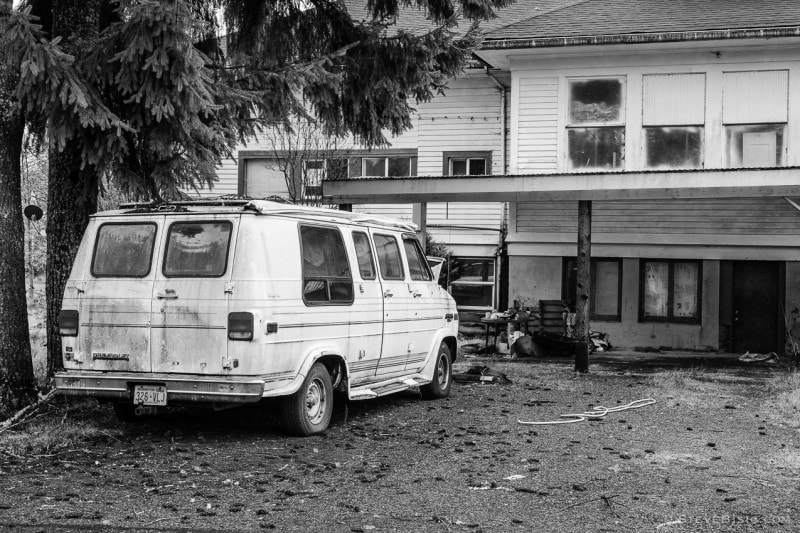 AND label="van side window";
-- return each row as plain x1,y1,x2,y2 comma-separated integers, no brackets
403,237,433,281
301,225,354,304
352,231,376,280
92,223,157,277
163,221,232,277
373,234,405,280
